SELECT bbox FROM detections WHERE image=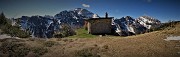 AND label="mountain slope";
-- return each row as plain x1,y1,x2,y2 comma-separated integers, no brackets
137,16,161,29
54,8,98,28
114,16,161,36
19,8,98,38
1,22,179,57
